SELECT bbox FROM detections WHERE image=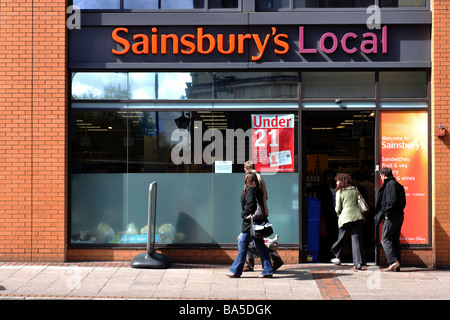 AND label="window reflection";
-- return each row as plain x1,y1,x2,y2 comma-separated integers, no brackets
208,0,238,8
379,71,427,98
158,73,193,99
254,0,428,9
128,73,157,99
72,73,127,99
258,0,289,10
72,72,298,100
73,0,120,9
124,0,205,9
161,0,202,9
380,0,426,7
294,0,375,8
302,72,375,99
124,0,158,9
